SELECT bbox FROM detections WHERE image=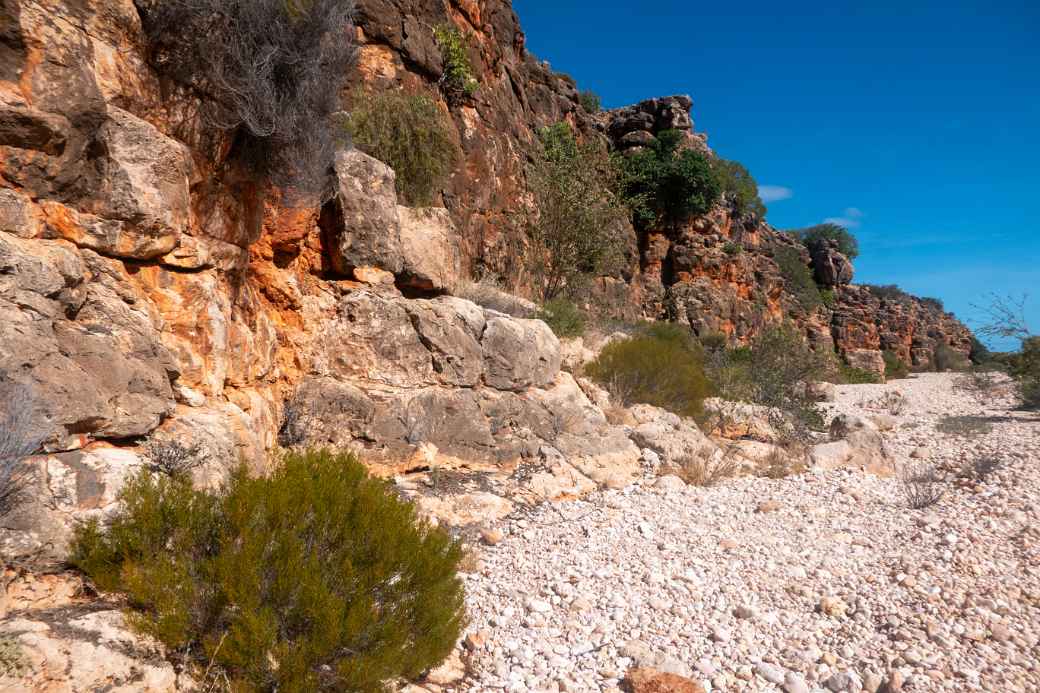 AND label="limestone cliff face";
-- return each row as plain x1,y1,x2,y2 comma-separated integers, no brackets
0,0,969,557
